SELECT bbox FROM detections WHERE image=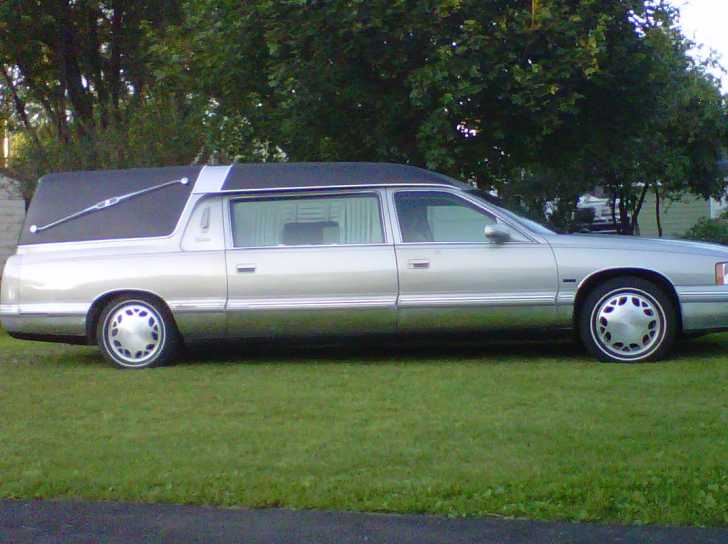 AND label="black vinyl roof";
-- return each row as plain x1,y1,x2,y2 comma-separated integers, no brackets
222,163,468,191
20,166,201,245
